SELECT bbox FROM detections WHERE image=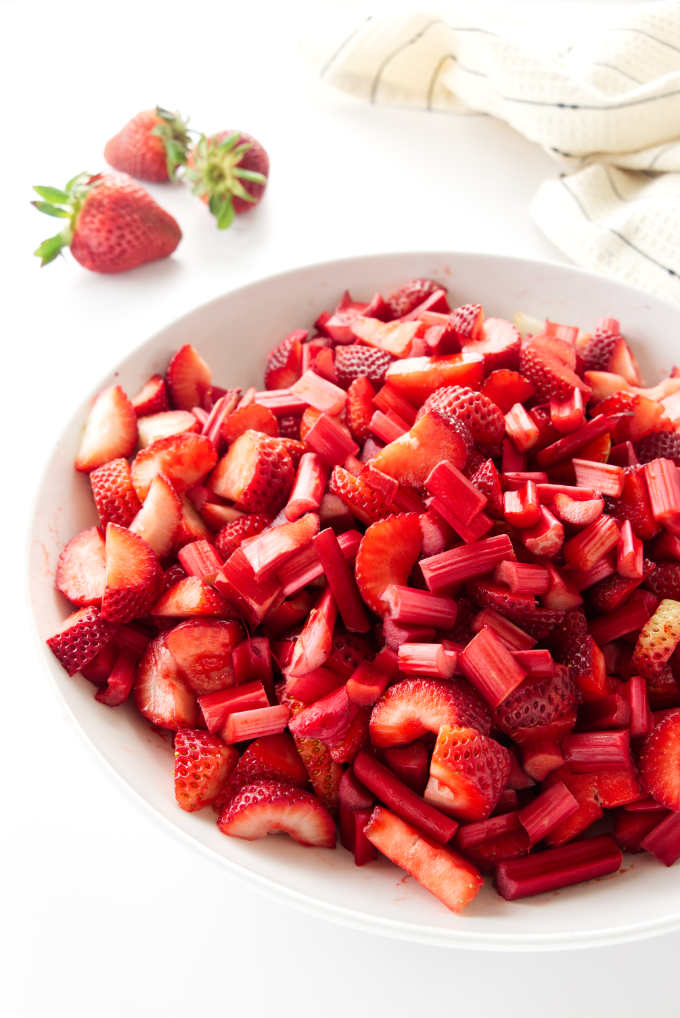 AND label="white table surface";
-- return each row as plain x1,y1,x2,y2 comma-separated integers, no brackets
6,2,679,1015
